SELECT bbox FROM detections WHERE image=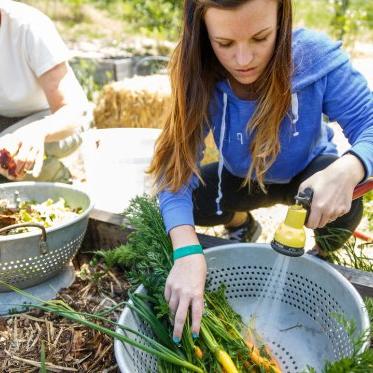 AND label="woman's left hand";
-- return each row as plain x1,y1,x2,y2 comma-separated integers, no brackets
298,154,365,229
